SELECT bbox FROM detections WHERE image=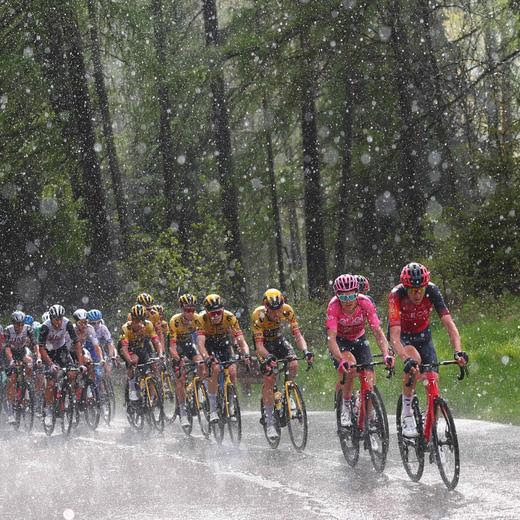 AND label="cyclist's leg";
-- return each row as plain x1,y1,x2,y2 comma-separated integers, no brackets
352,336,375,388
205,339,221,416
282,339,299,380
332,338,357,400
